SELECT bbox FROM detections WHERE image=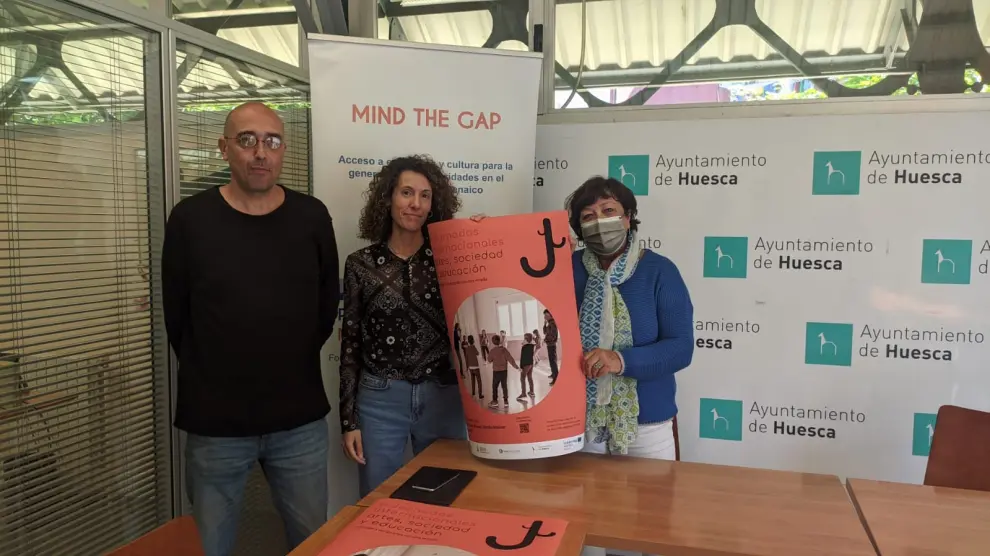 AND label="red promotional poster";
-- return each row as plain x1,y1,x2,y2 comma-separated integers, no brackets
317,499,569,556
427,211,585,459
